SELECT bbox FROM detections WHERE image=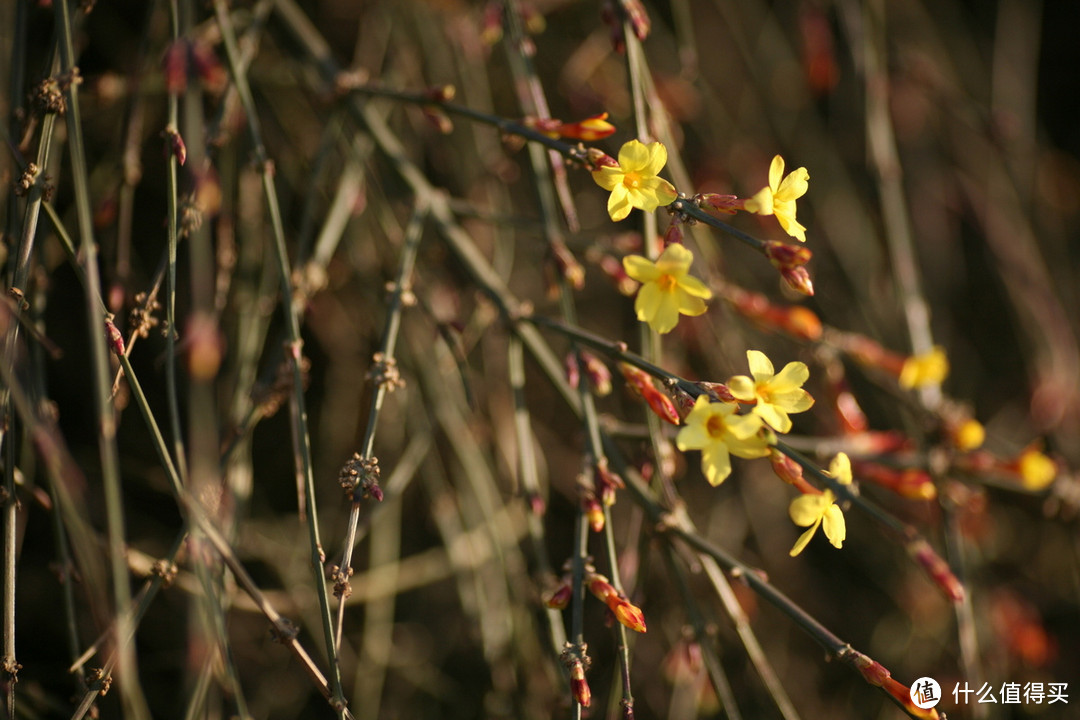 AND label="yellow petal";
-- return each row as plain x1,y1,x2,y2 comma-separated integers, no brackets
700,442,732,485
822,504,846,548
677,273,712,300
828,453,852,484
641,141,669,176
727,432,772,459
775,209,807,242
743,186,773,216
622,254,660,283
789,522,819,557
591,166,623,191
771,361,809,391
636,282,680,334
725,412,763,440
675,421,710,451
675,289,708,317
789,493,829,526
775,166,809,202
618,139,651,172
655,243,694,275
747,350,775,382
754,403,791,433
768,155,785,193
727,375,756,402
637,176,677,209
608,183,633,221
